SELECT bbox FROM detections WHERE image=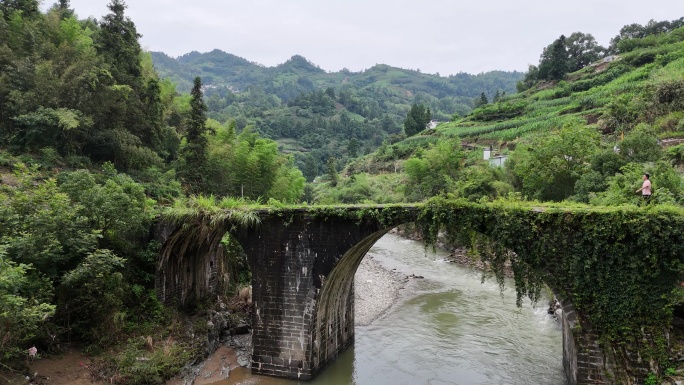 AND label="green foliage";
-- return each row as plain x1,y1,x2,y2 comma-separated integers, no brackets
326,157,339,187
644,372,658,385
509,124,599,201
591,161,683,205
315,173,406,204
268,156,306,203
205,124,305,202
469,100,527,121
162,195,260,230
12,107,89,153
96,0,143,87
59,250,127,344
618,125,662,163
474,92,488,108
417,198,684,379
539,35,570,81
455,164,513,201
57,166,155,250
95,337,193,385
610,19,684,53
565,32,607,72
0,164,99,278
0,246,55,362
404,138,464,201
602,94,640,134
178,77,209,193
404,103,431,137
